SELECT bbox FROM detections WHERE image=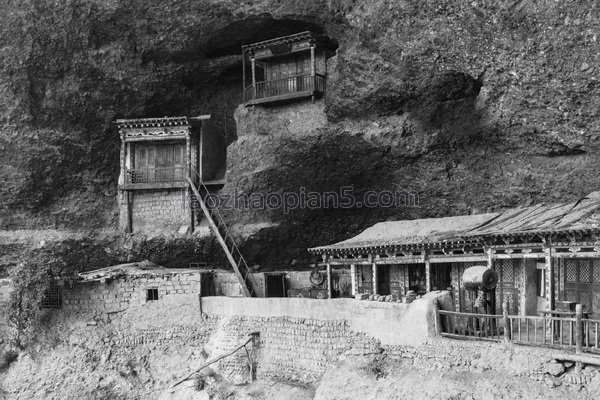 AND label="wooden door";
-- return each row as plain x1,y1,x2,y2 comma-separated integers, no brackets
431,263,452,291
377,266,390,295
494,259,521,315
